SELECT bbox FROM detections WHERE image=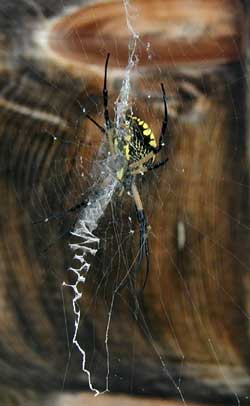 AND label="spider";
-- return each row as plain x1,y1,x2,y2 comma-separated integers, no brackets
37,53,168,292
82,53,168,291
